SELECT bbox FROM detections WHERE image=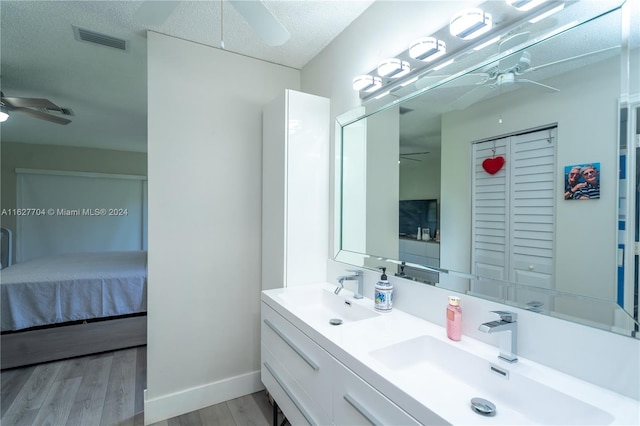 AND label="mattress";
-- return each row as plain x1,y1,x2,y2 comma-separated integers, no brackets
0,250,147,332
